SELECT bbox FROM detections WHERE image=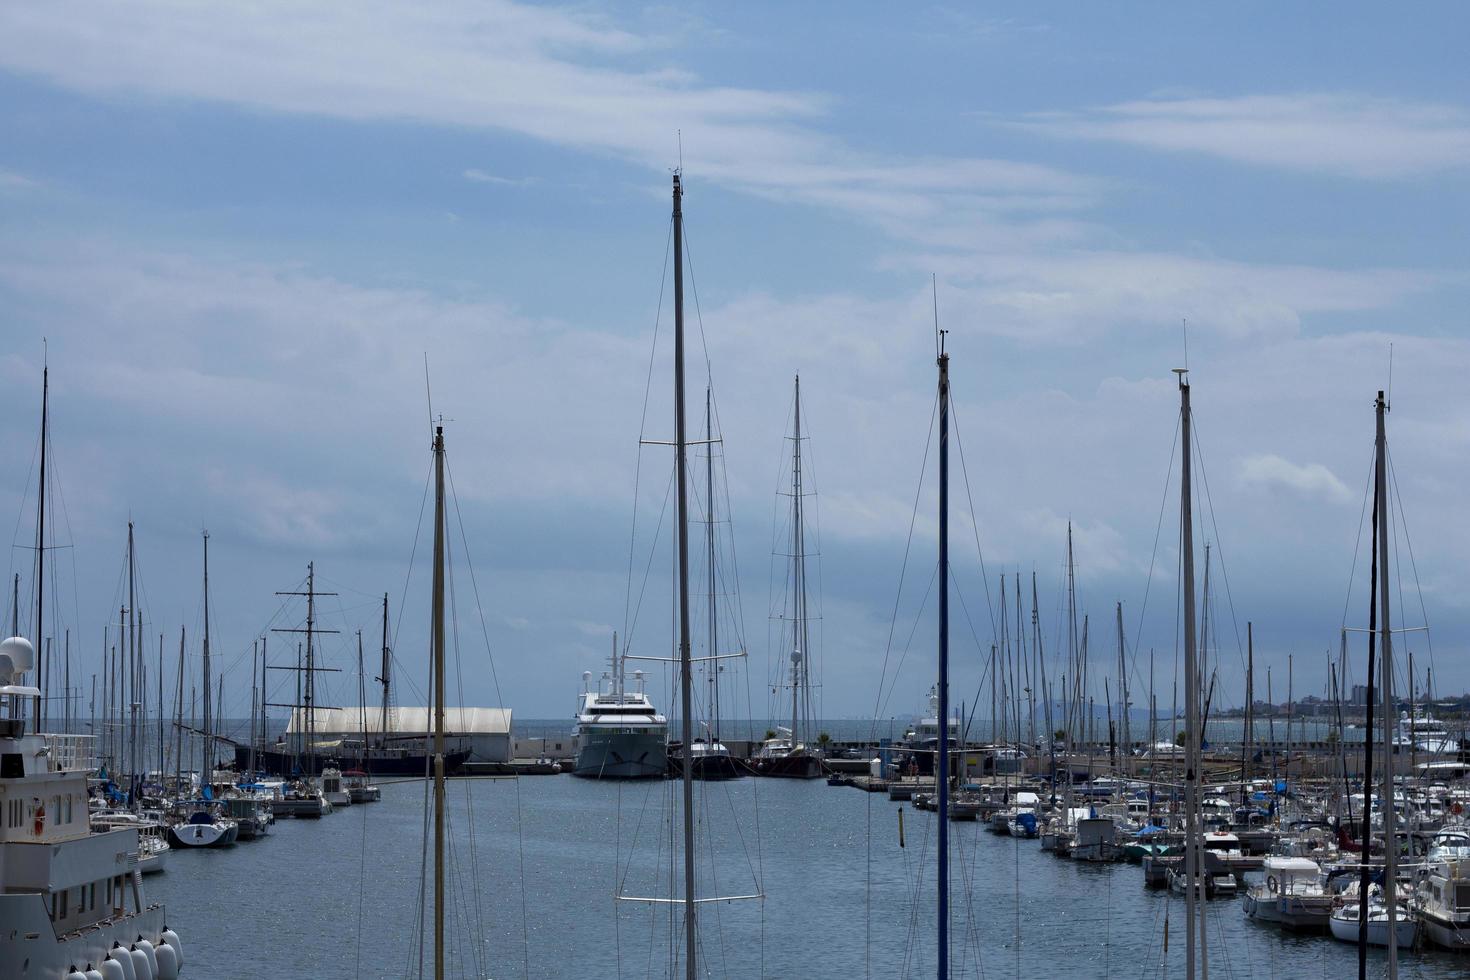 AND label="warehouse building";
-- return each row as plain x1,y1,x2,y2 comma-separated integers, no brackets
284,706,513,764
